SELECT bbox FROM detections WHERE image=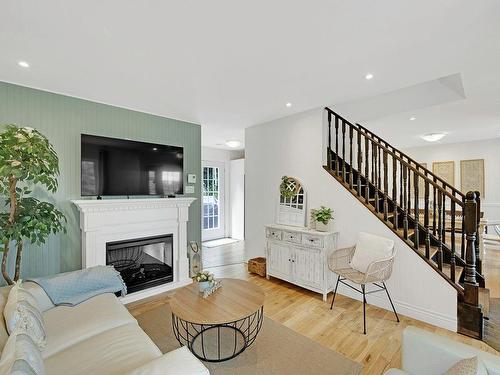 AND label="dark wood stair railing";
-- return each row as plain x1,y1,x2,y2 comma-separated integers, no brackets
324,107,487,340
